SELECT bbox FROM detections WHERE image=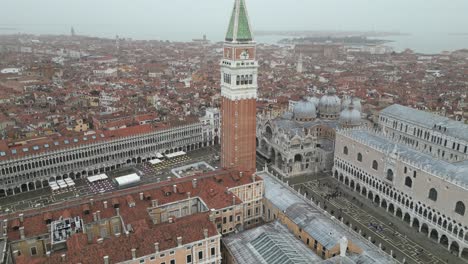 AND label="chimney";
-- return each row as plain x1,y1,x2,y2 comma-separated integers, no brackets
139,192,144,201
96,211,101,221
168,217,173,224
173,184,177,193
90,198,94,206
61,254,66,262
232,195,236,206
19,213,24,223
97,238,104,244
239,172,243,178
46,251,51,257
131,248,136,260
115,207,120,216
167,176,171,181
187,192,191,199
152,199,159,207
103,201,108,209
192,179,197,188
203,228,208,239
177,236,183,247
154,242,159,253
209,209,215,222
252,174,256,182
103,256,109,264
92,212,97,222
19,226,25,239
